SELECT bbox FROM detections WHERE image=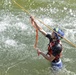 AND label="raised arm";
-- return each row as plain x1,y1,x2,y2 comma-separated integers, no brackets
30,16,47,36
